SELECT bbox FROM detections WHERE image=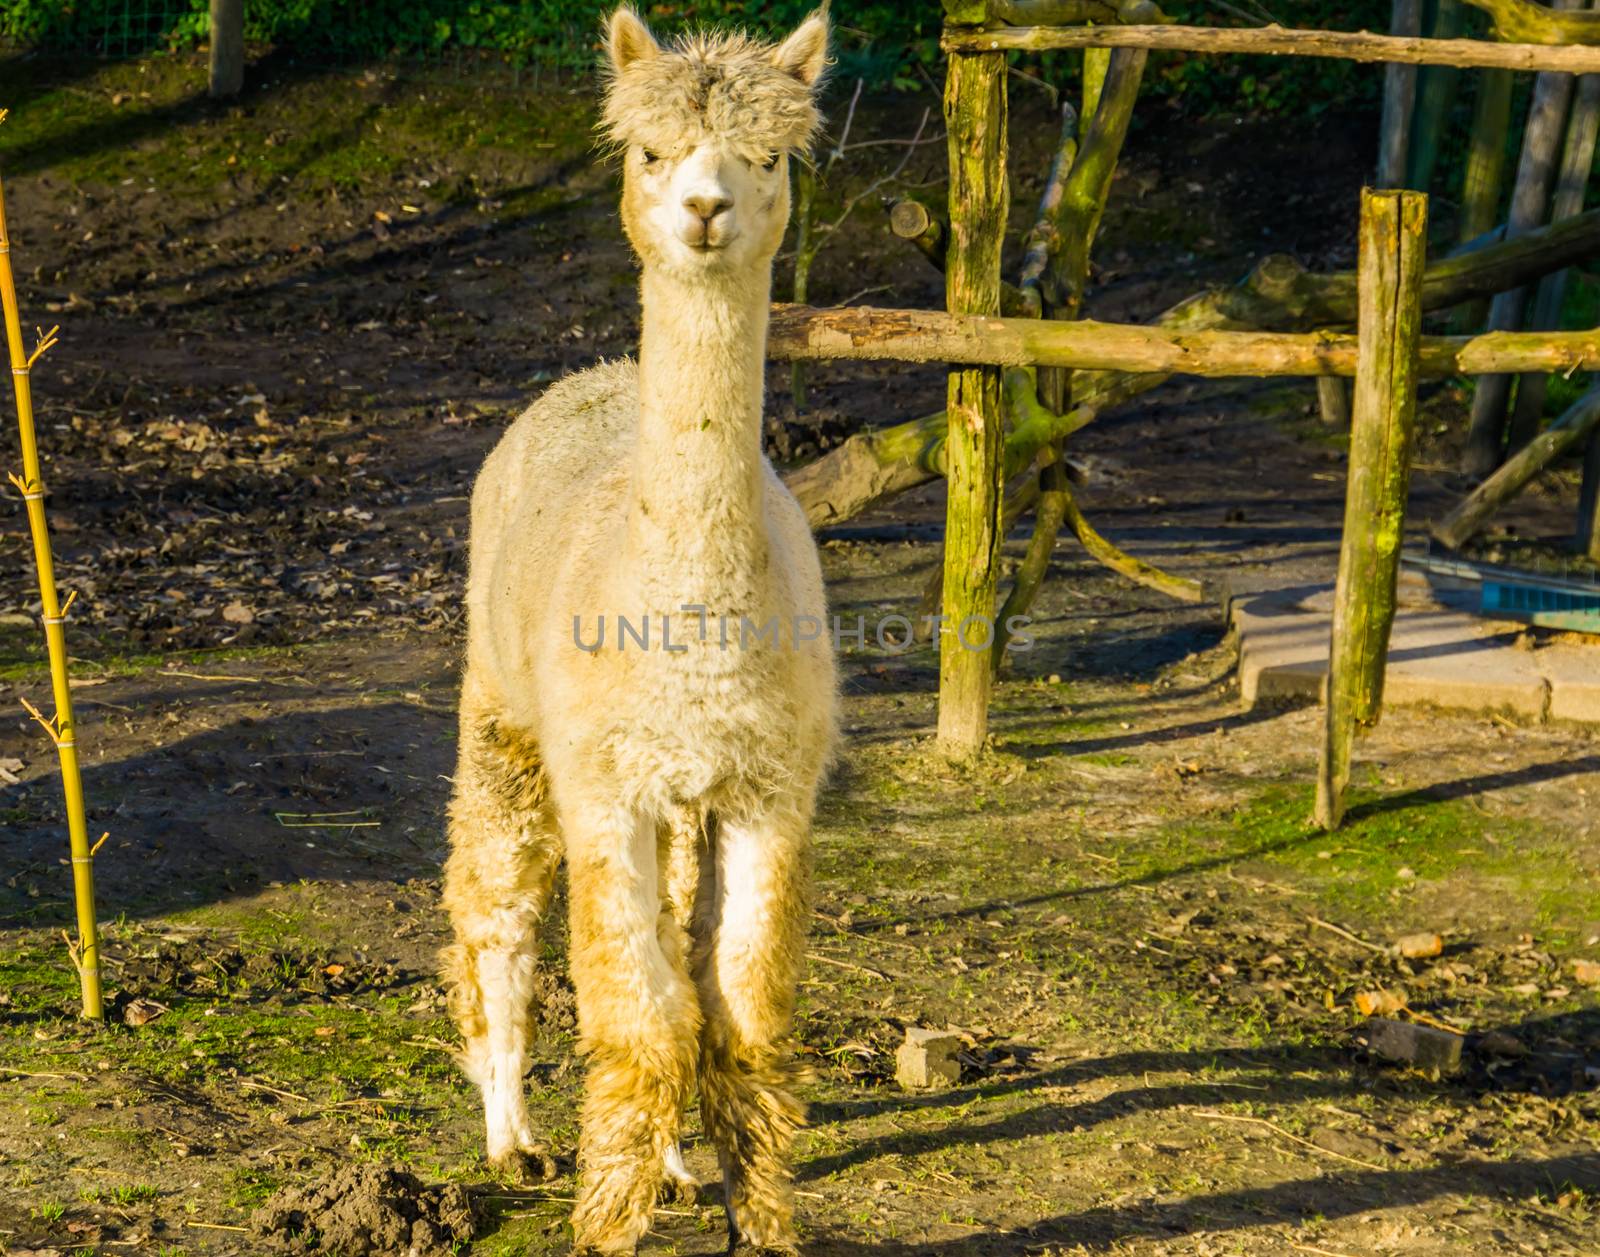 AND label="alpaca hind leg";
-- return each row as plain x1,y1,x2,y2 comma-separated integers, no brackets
440,715,561,1182
567,805,701,1254
696,813,810,1254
